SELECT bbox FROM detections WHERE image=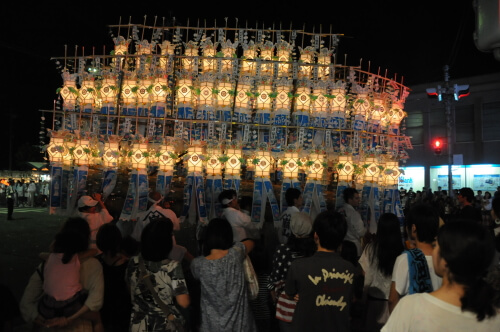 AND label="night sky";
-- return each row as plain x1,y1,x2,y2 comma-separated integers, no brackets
1,1,499,170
